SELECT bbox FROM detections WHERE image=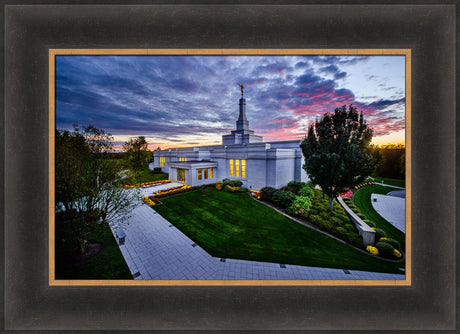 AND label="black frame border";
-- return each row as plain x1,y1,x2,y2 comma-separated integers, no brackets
3,2,456,331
